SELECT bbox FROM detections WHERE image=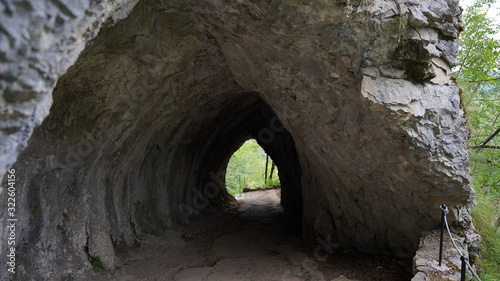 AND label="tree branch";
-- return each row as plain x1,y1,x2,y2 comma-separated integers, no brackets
471,145,500,149
477,127,500,147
